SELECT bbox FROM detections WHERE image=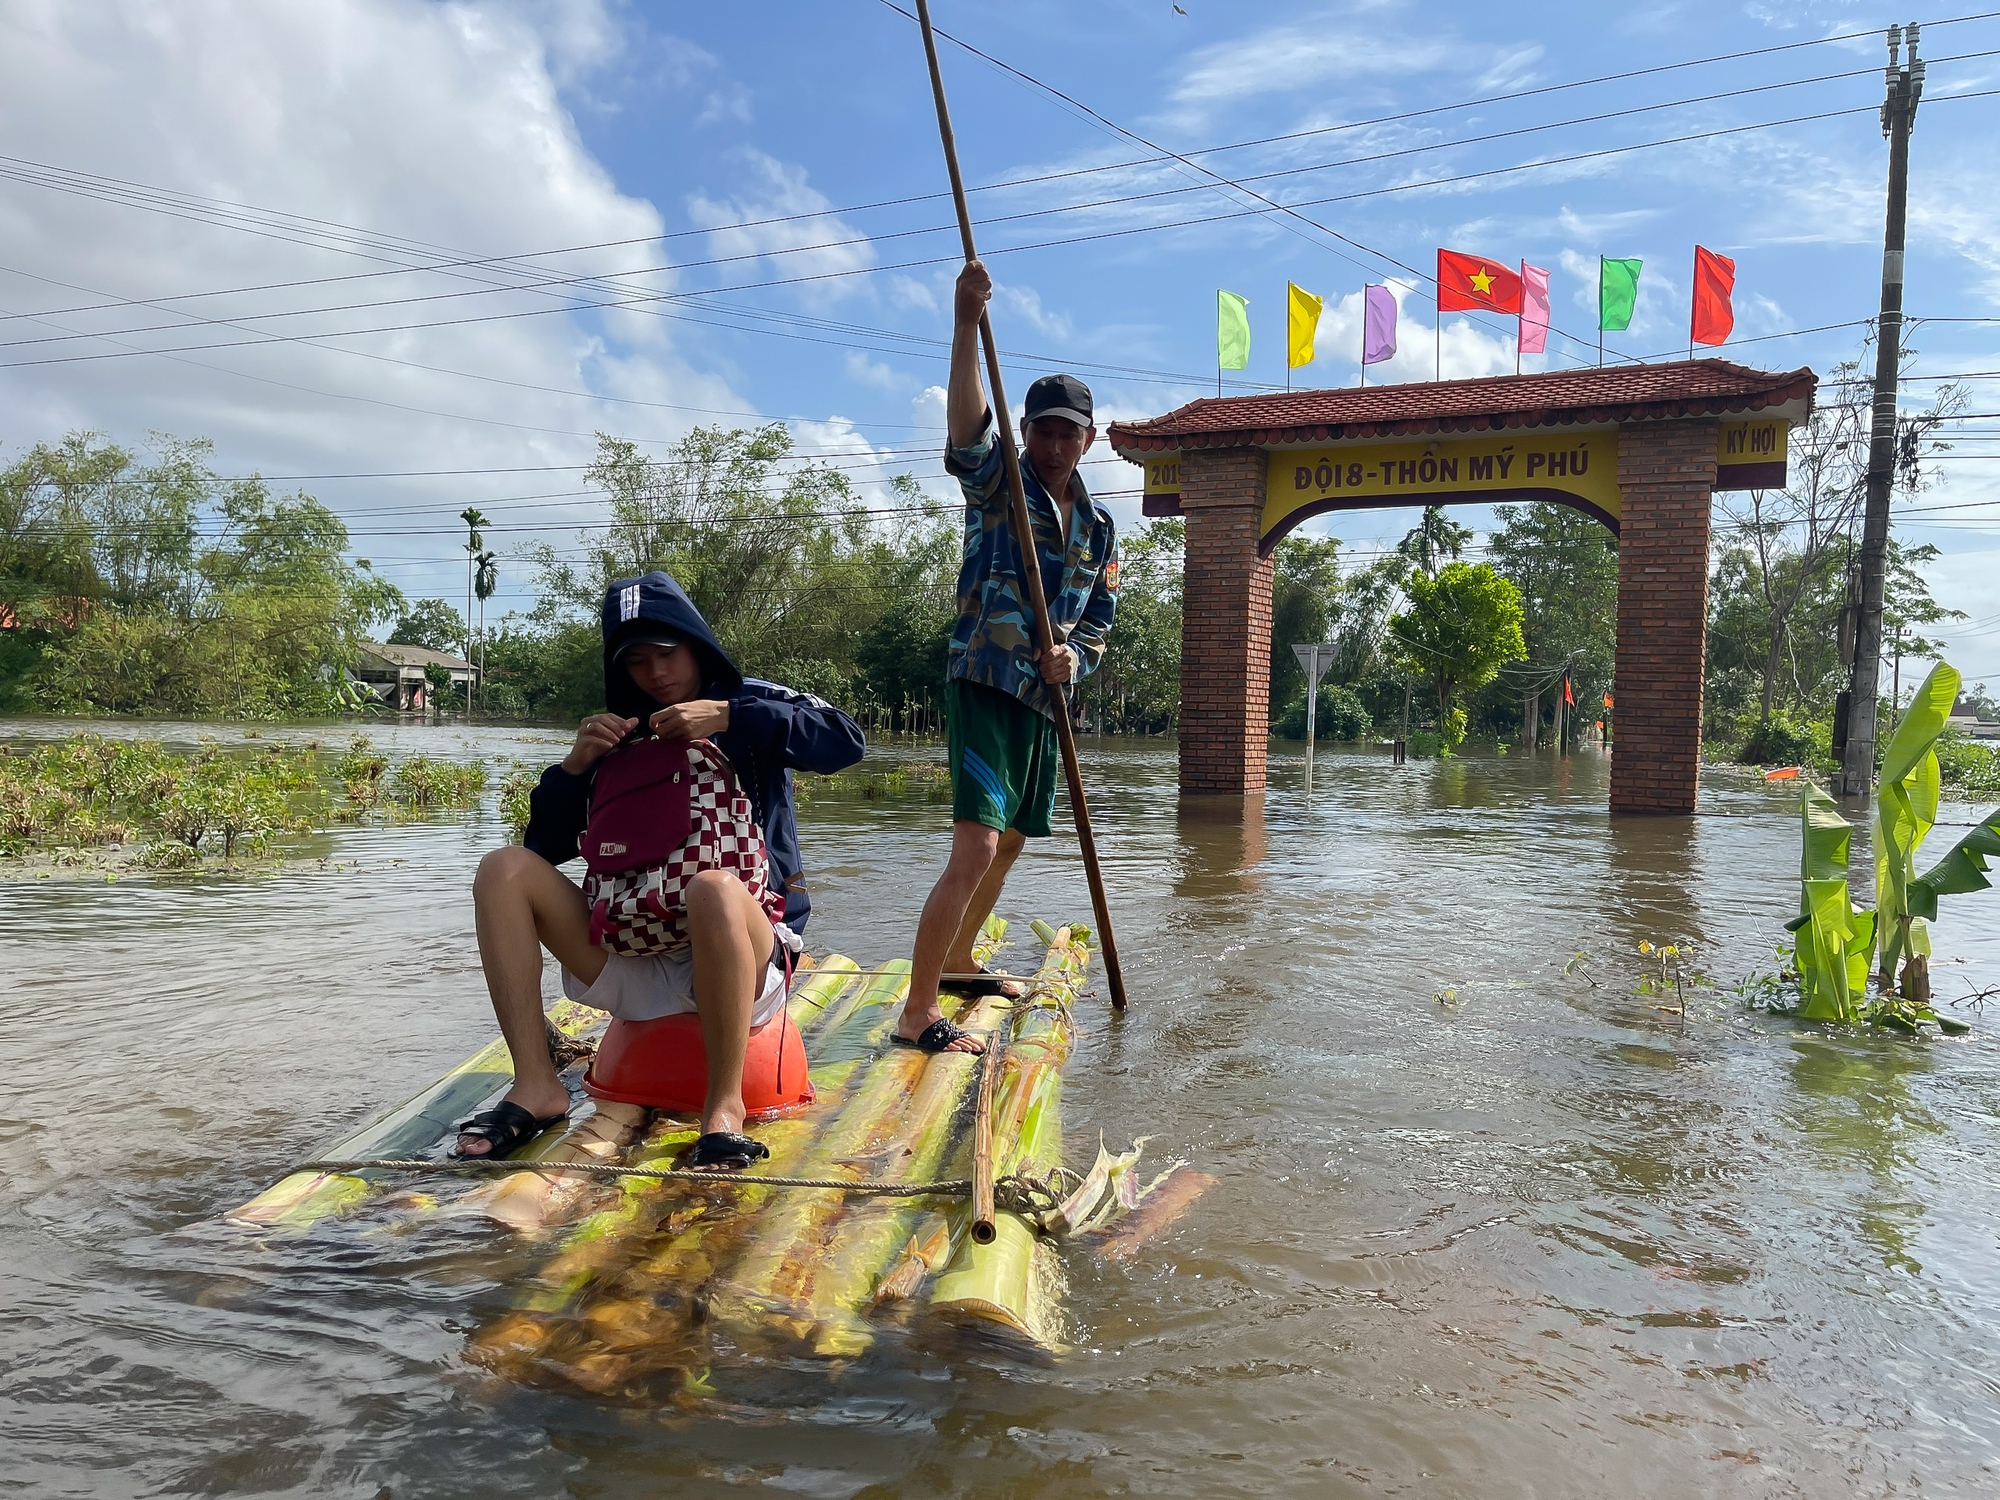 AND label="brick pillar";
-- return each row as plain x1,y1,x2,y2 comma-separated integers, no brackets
1612,420,1717,815
1178,447,1273,794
